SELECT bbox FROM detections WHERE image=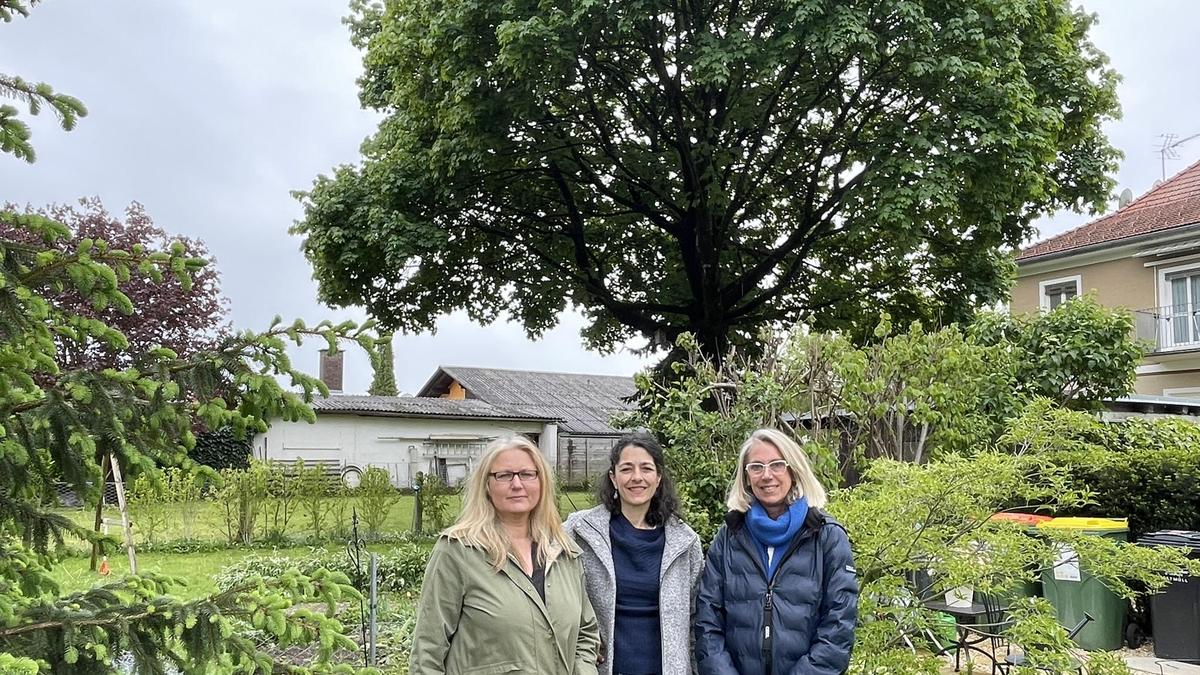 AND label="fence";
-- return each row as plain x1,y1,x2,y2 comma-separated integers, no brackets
555,436,620,486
